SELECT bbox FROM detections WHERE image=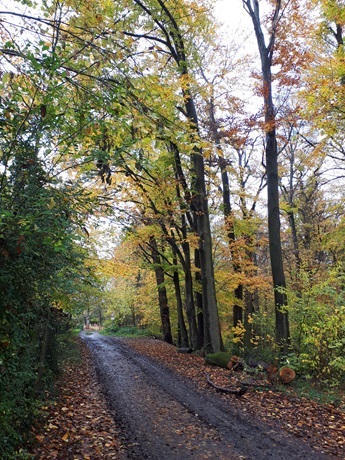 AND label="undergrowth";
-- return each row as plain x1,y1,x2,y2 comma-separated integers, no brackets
101,324,157,338
0,327,81,460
